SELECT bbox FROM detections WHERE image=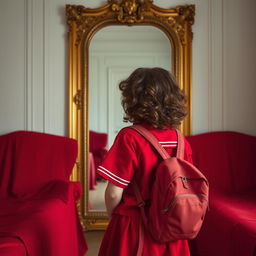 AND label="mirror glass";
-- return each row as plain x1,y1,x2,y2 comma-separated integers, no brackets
88,25,172,212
